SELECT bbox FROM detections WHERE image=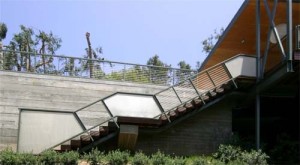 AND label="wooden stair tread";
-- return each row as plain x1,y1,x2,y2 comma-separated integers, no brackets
192,98,202,107
185,102,194,111
61,144,71,151
118,116,162,126
99,126,109,137
215,87,224,94
70,140,81,150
